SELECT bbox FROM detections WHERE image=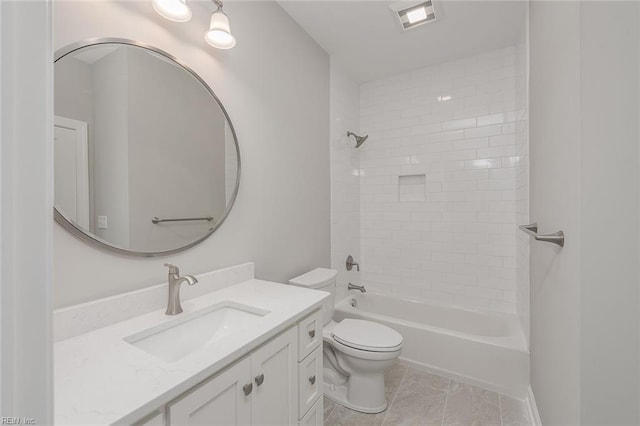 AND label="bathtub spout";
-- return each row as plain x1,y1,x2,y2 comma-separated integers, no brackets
348,282,366,293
